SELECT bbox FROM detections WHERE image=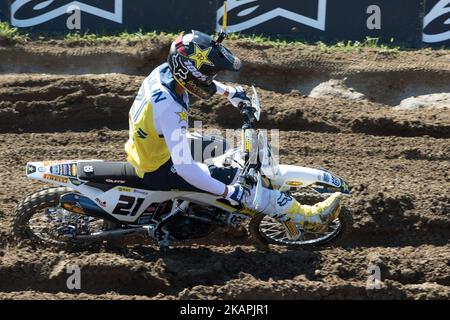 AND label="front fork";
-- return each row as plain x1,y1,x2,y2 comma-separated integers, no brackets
251,171,302,241
241,127,257,164
242,129,304,241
